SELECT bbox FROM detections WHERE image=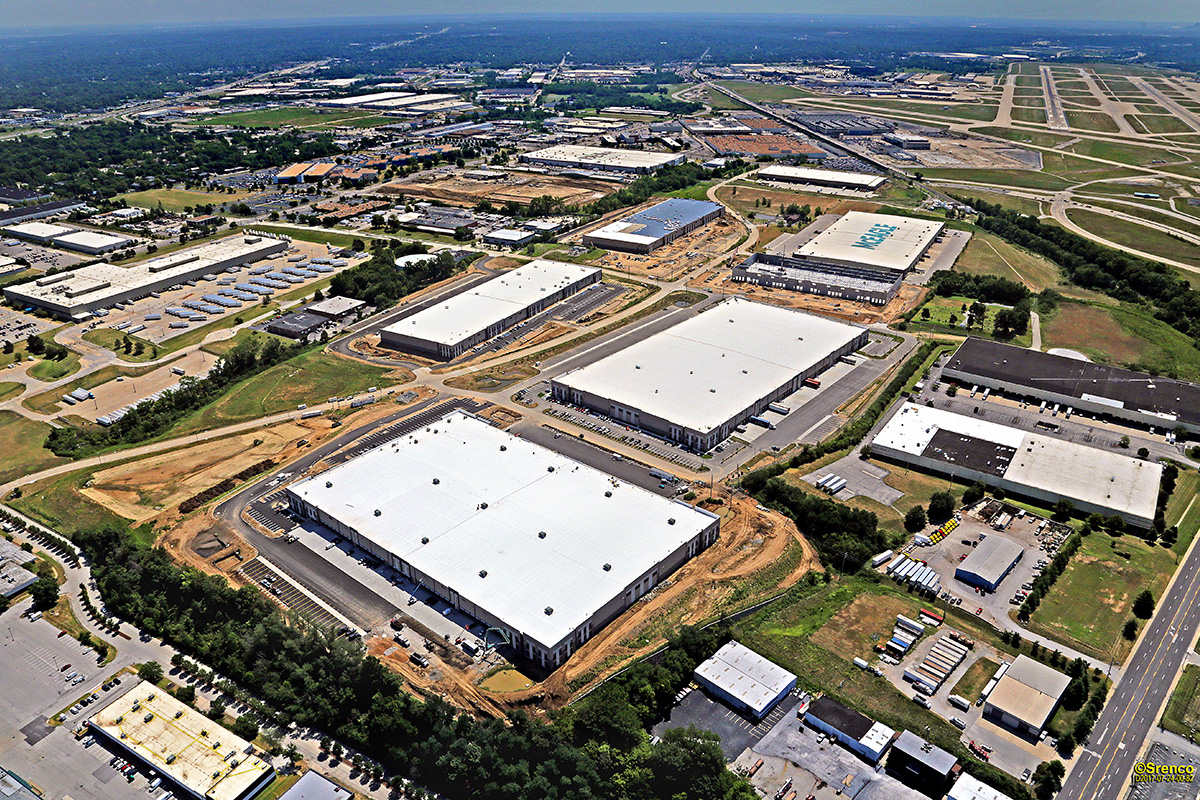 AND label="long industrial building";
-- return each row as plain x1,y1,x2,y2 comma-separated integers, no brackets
731,252,902,306
757,165,887,192
379,259,600,359
3,234,288,320
792,211,944,274
582,198,724,254
803,695,895,764
286,410,719,669
943,337,1200,434
519,144,686,174
88,680,275,800
551,299,867,451
871,403,1162,527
